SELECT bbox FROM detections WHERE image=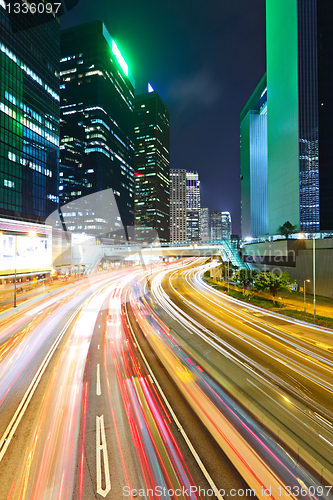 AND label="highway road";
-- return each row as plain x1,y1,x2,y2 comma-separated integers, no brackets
2,258,332,500
0,264,251,500
144,259,333,500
